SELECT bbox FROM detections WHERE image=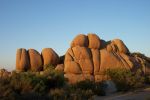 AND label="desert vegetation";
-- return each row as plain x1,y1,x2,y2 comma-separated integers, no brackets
0,65,107,100
106,68,150,92
1,65,150,100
